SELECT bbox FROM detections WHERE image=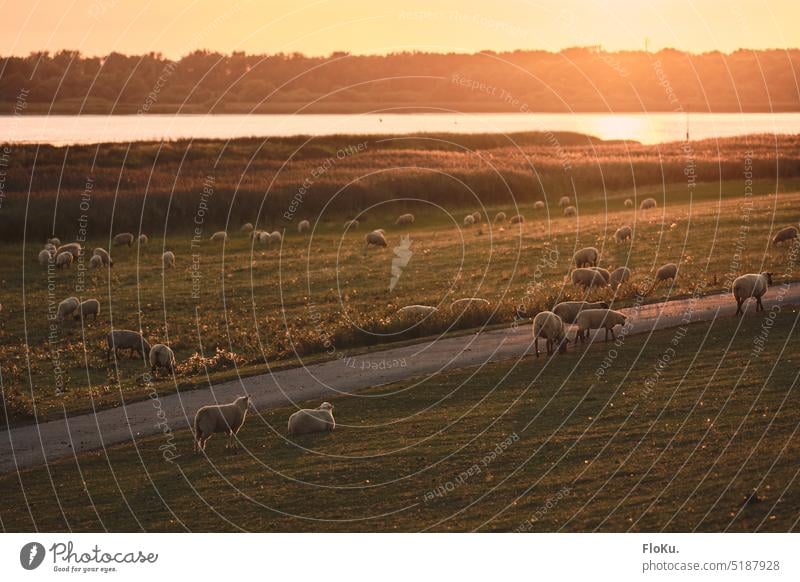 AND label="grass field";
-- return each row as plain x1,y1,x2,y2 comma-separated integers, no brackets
1,311,798,532
2,177,799,426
